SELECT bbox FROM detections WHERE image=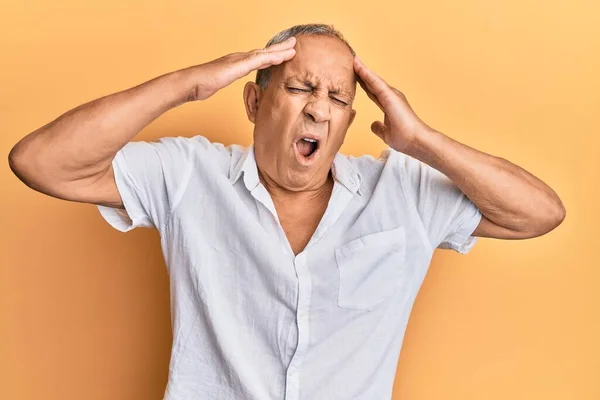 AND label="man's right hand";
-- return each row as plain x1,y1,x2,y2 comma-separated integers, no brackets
8,37,297,211
191,36,297,101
